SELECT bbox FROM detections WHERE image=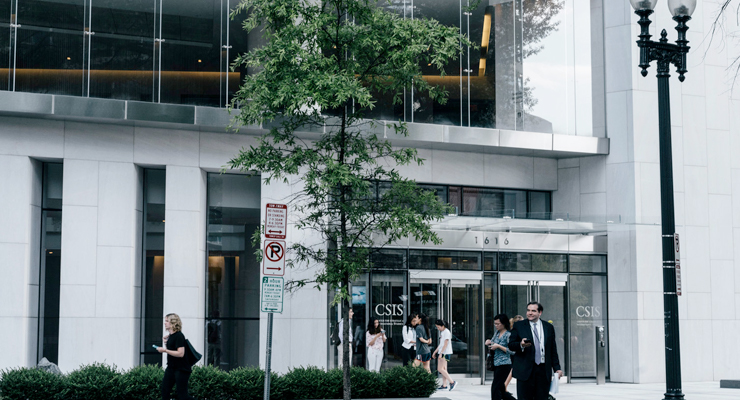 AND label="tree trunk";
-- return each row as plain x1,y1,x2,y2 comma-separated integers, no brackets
342,274,351,400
